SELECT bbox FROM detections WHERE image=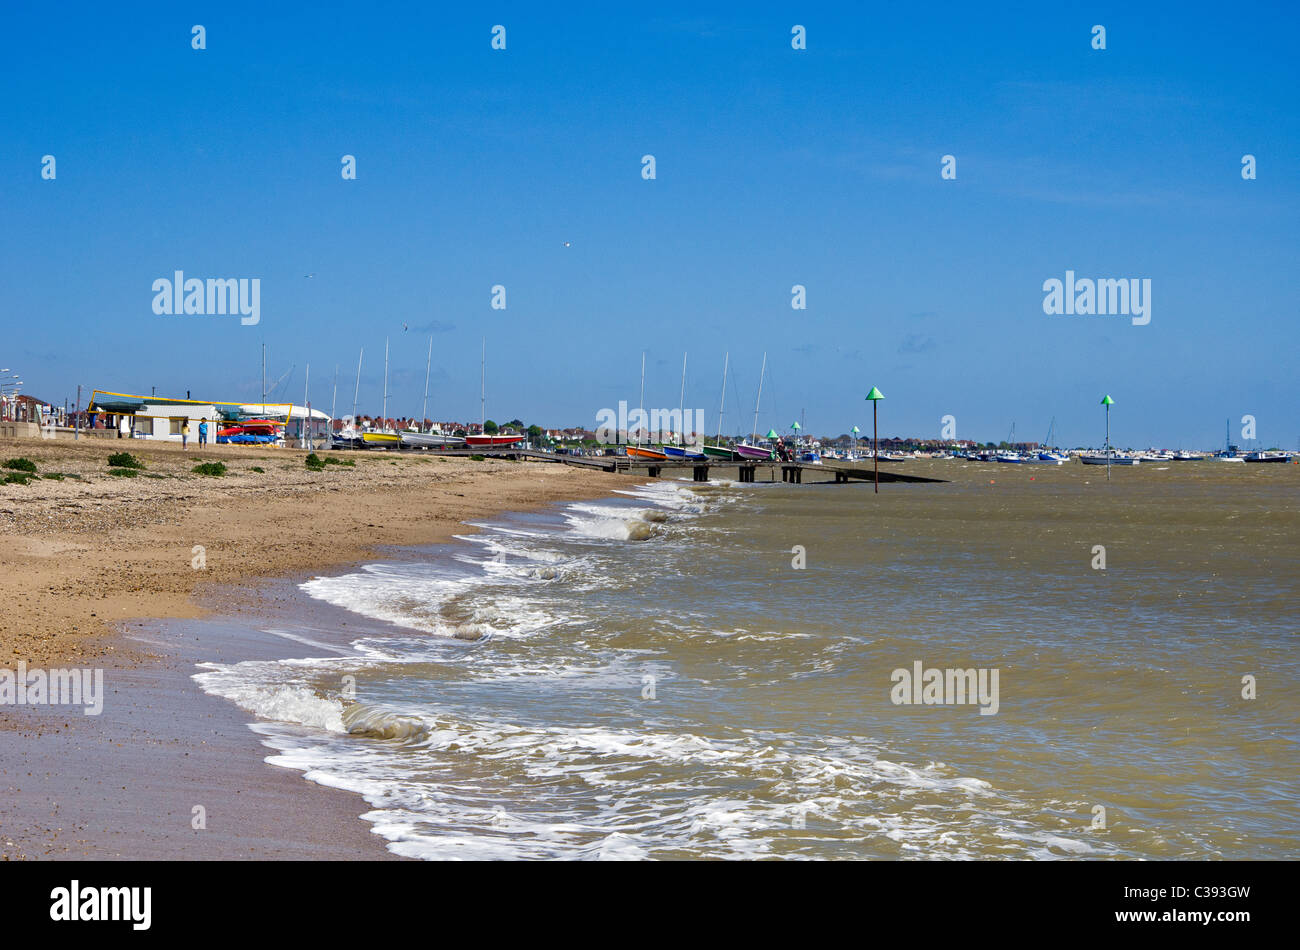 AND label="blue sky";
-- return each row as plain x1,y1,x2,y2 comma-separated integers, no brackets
2,2,1296,447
